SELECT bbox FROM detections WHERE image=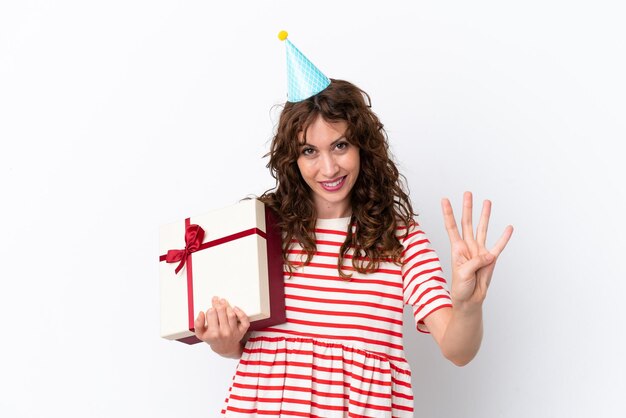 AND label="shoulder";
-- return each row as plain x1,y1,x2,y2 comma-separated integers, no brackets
394,218,423,243
394,218,441,267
